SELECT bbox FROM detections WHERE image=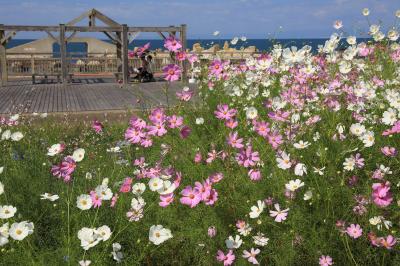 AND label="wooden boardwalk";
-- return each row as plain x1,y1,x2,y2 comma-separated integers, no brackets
0,78,195,114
